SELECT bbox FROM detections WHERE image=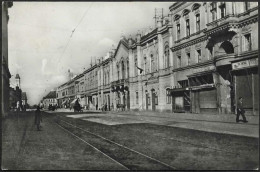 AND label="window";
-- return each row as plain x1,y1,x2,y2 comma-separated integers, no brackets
197,49,201,63
166,89,171,104
243,33,252,51
127,61,129,78
136,92,139,104
134,56,138,76
165,45,170,68
117,64,120,80
147,94,150,105
187,53,191,65
144,56,147,74
219,3,226,18
177,55,181,68
186,19,190,36
122,61,125,79
211,2,217,21
151,54,155,72
196,14,200,32
177,23,180,40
